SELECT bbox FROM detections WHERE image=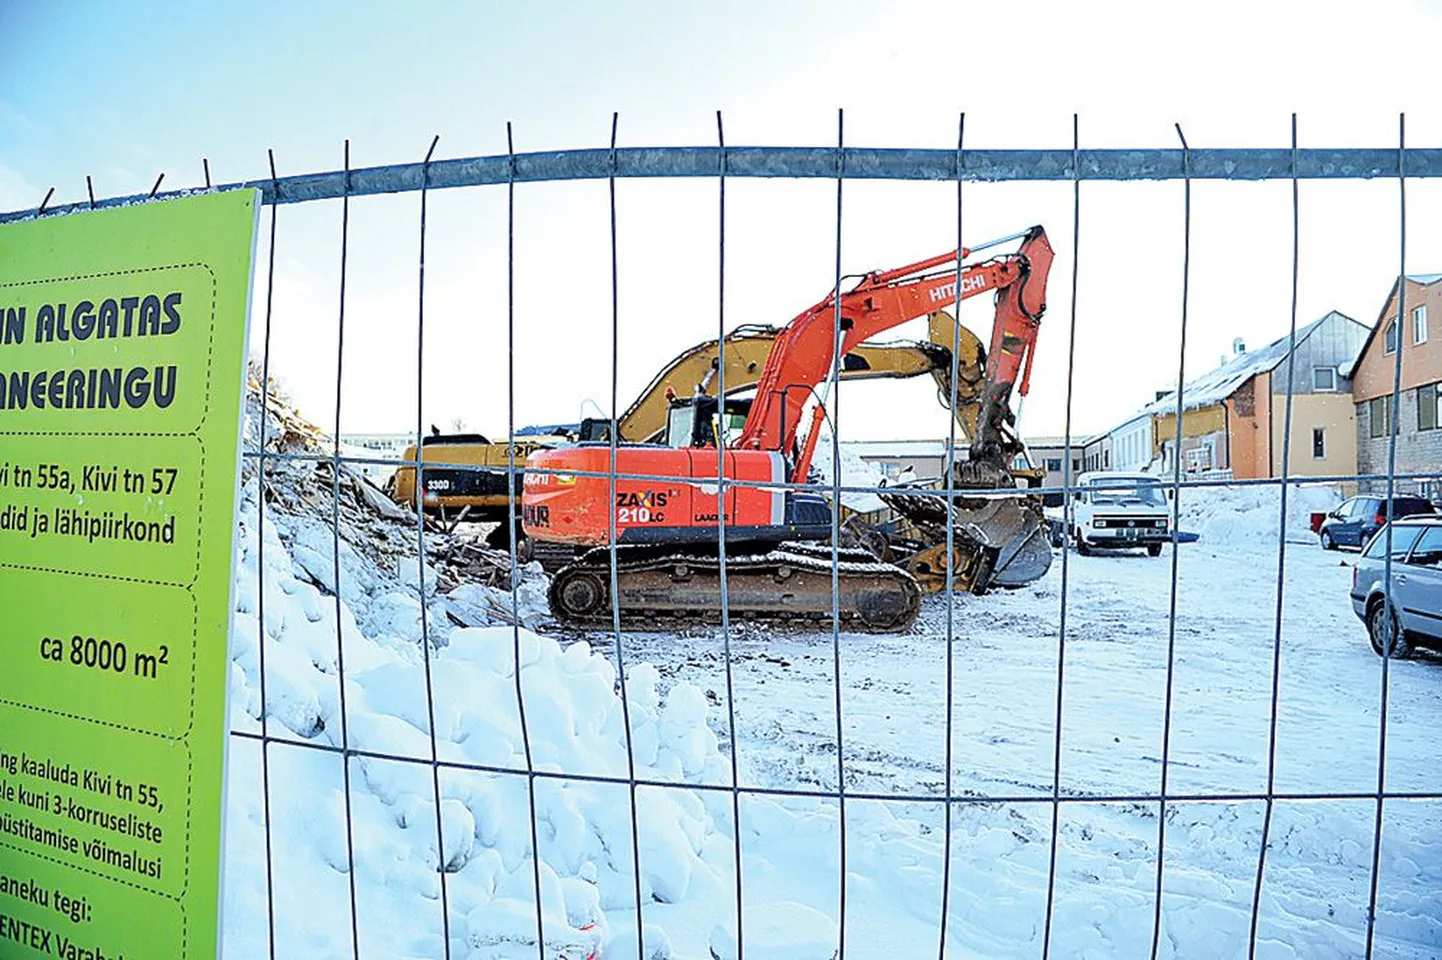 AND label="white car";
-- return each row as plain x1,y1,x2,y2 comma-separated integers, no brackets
1069,471,1172,557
